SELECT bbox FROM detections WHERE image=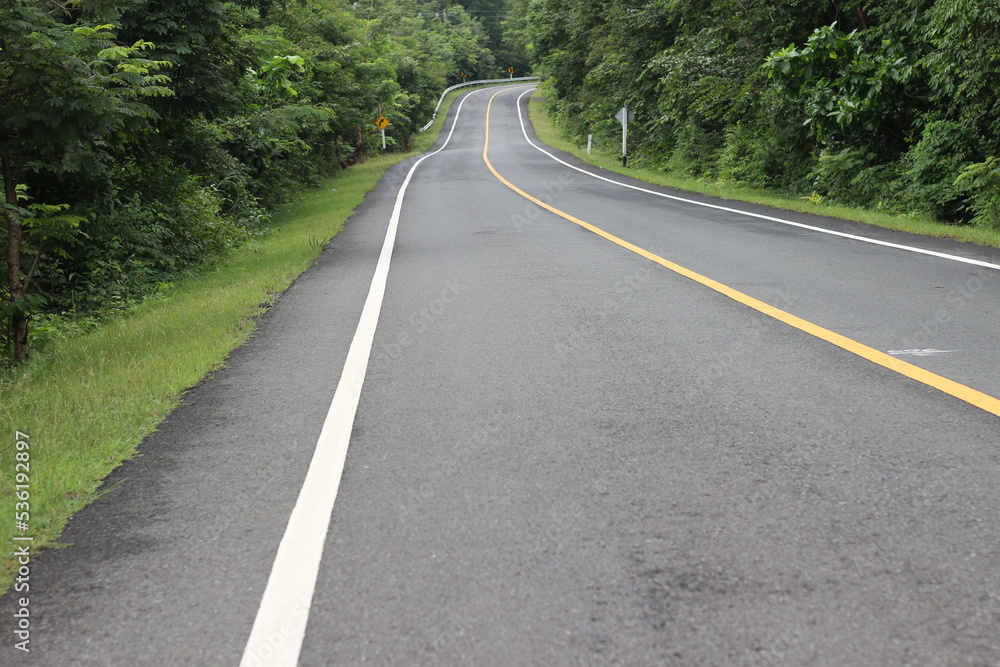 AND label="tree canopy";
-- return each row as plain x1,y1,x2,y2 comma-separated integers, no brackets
529,0,1000,227
1,0,520,363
